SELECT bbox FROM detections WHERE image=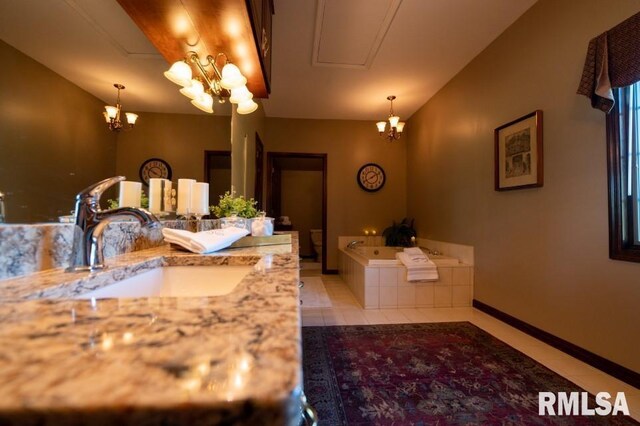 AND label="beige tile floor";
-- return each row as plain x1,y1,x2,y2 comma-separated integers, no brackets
300,272,640,421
